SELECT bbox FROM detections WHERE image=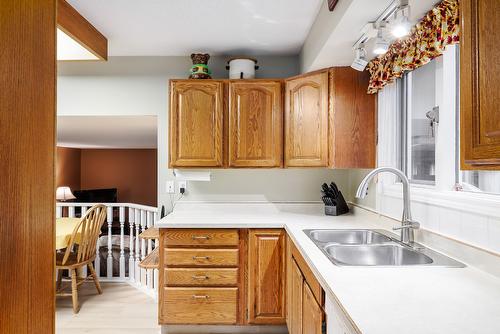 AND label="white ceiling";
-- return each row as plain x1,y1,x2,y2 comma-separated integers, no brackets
57,116,157,149
67,0,323,56
308,0,440,69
